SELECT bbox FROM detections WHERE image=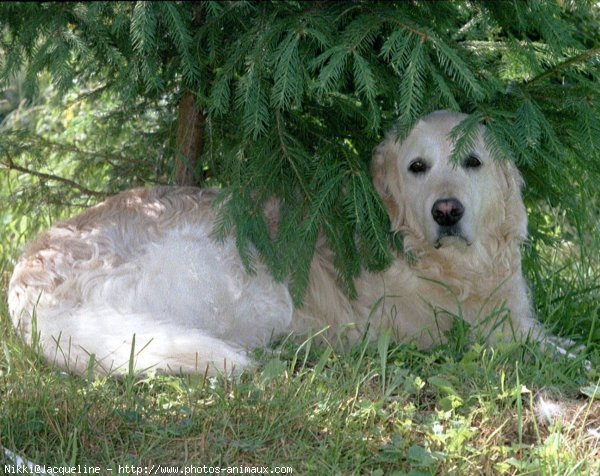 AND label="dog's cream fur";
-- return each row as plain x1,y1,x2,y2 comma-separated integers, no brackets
8,111,544,375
